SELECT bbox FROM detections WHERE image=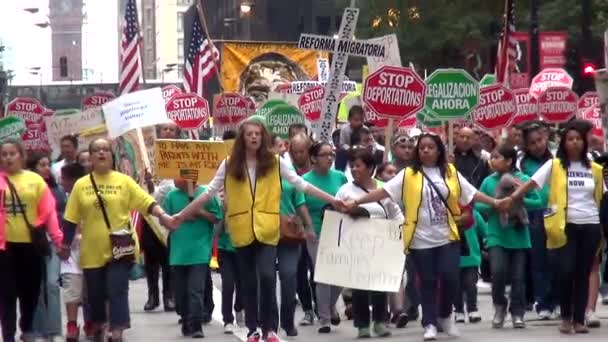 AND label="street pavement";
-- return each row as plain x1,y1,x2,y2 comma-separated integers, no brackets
117,274,608,342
